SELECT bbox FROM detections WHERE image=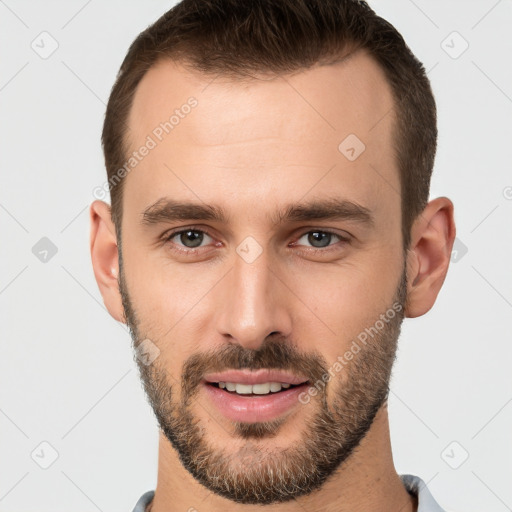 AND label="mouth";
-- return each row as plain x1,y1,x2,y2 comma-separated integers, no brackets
201,370,311,423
